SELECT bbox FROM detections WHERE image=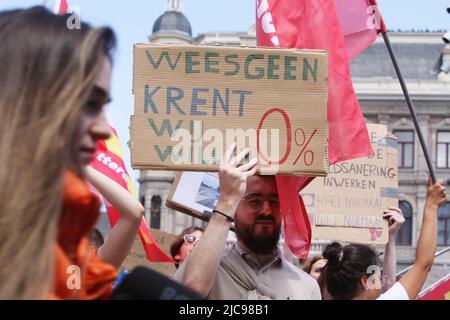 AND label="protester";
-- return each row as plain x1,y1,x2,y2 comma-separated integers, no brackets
302,256,326,281
316,206,405,299
85,166,144,269
170,226,204,268
173,144,321,300
321,178,447,300
0,6,119,299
